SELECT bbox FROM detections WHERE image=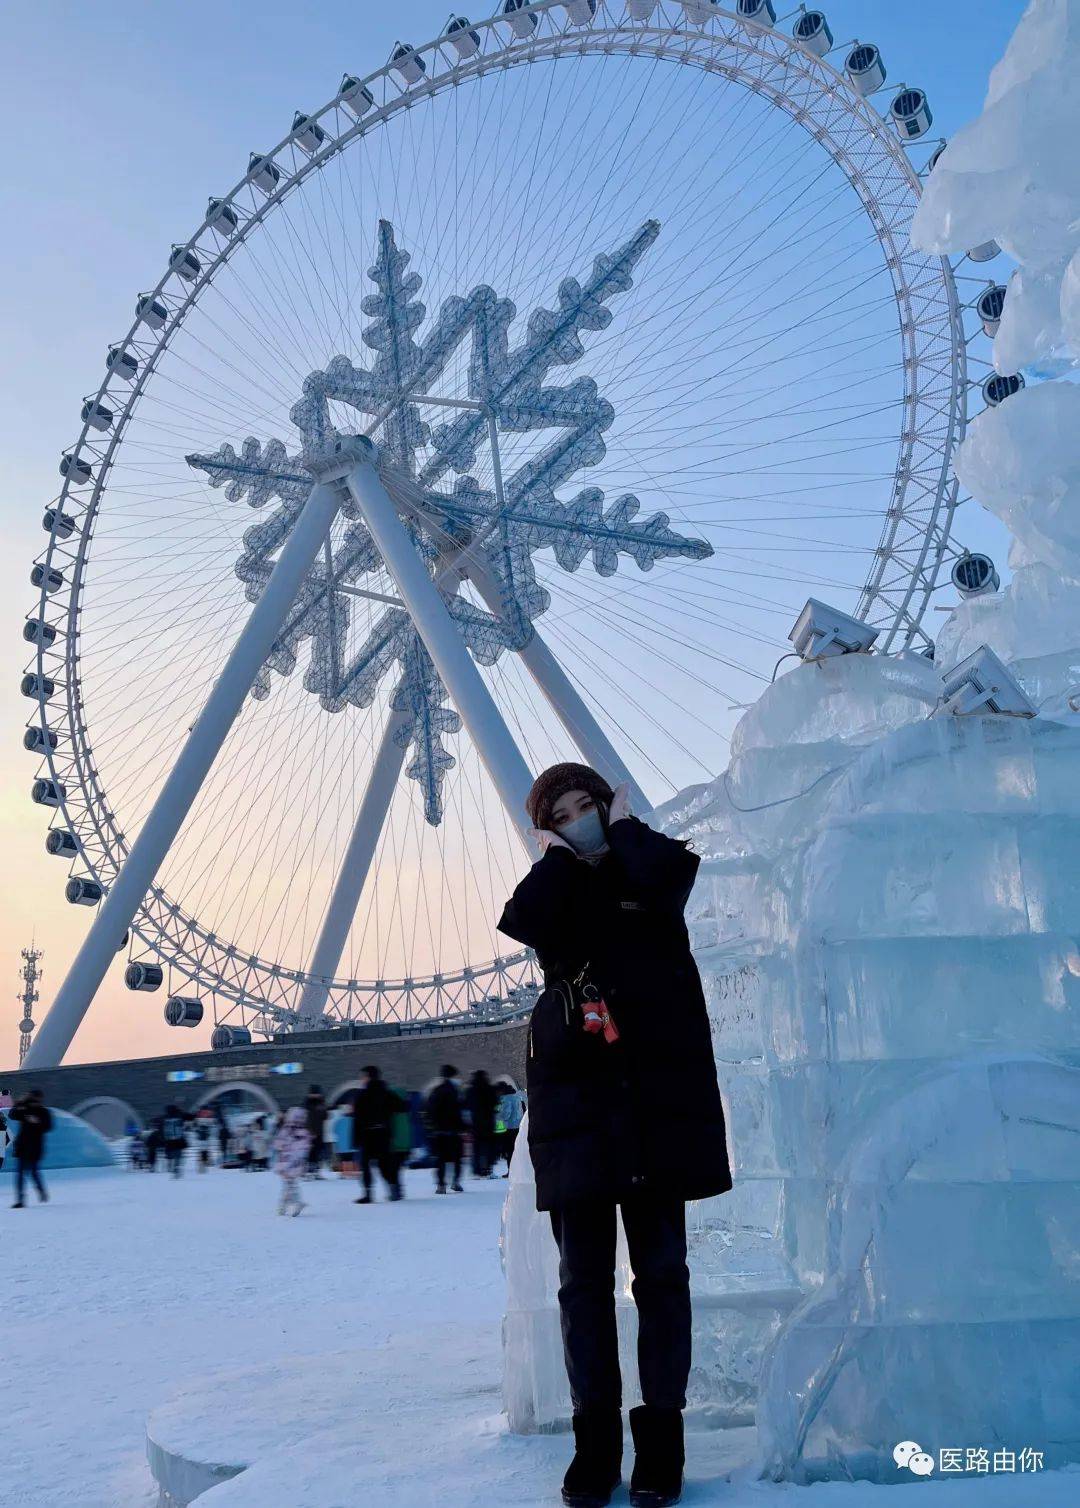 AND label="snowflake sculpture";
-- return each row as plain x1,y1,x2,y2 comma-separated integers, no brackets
188,219,712,824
